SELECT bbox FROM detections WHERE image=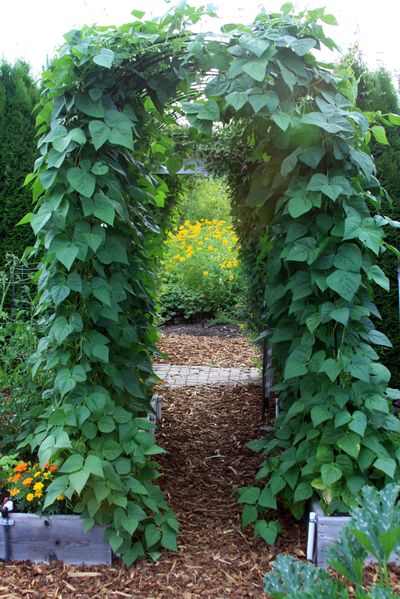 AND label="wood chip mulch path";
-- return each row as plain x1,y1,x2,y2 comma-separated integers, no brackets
155,333,260,368
0,383,306,598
